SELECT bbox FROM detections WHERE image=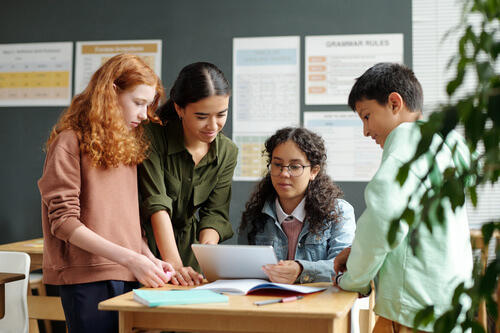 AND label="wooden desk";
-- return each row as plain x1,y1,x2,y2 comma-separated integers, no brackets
99,283,357,333
0,272,26,319
0,239,65,332
0,239,43,272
